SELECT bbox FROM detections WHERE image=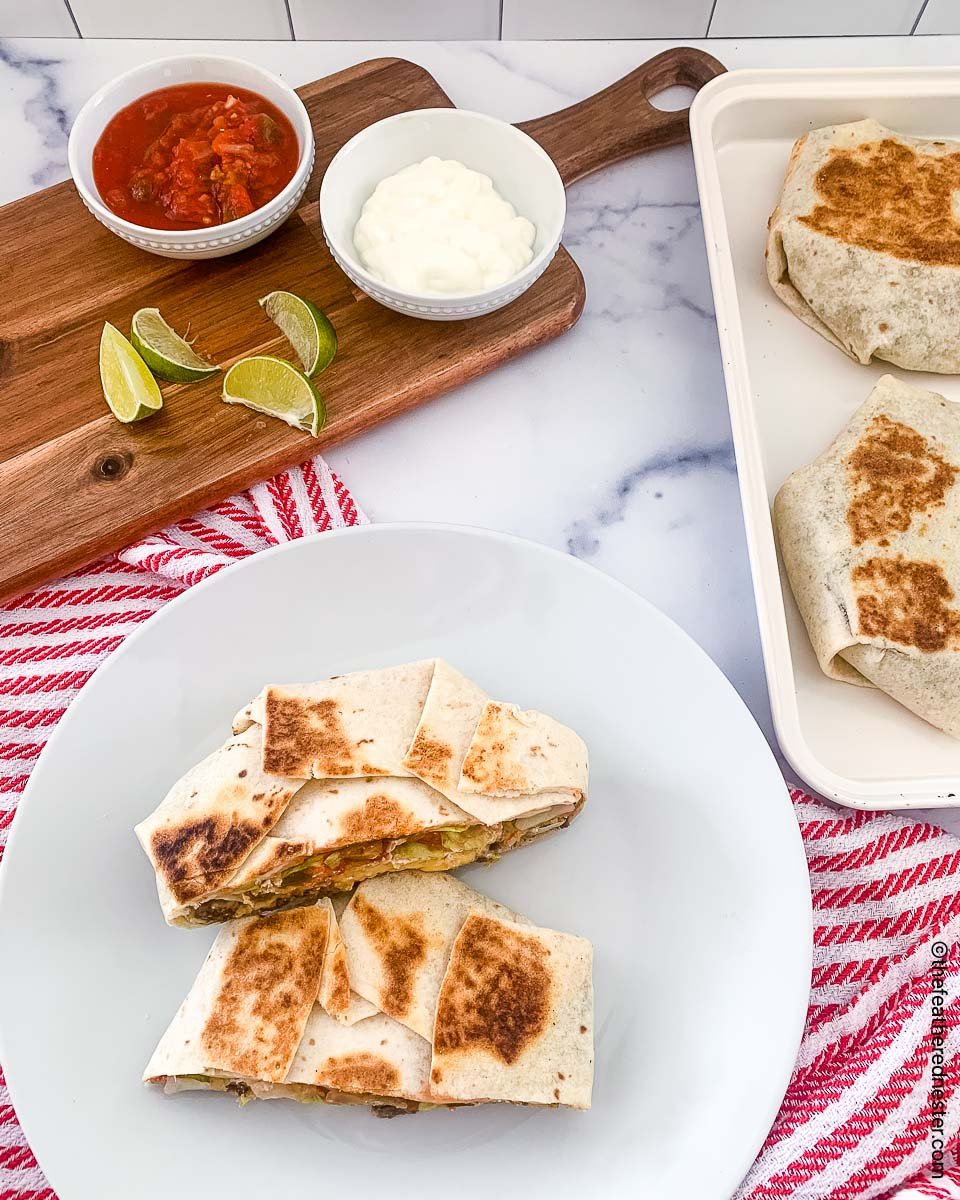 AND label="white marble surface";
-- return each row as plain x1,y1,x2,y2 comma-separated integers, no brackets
4,35,960,833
